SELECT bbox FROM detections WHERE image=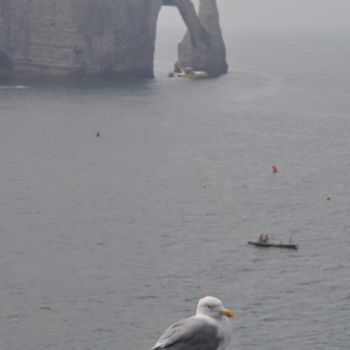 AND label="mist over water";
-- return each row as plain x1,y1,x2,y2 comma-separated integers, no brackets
1,31,350,350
